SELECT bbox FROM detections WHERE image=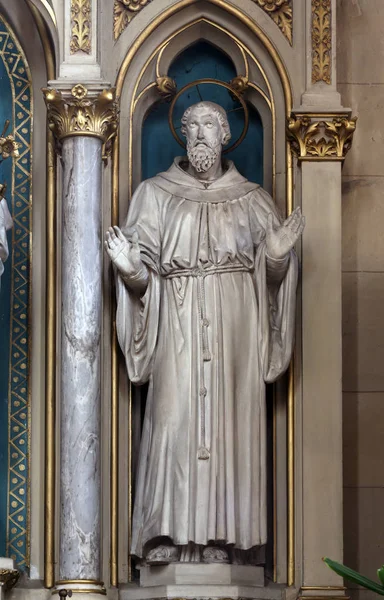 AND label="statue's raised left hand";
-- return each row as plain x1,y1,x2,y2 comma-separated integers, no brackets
265,207,305,260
